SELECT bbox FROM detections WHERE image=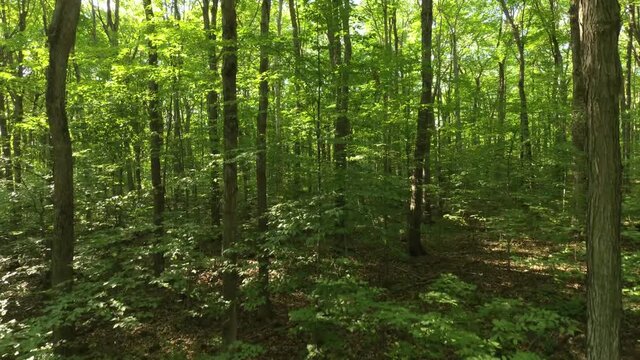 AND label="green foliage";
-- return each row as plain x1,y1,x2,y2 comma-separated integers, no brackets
290,273,576,359
1,0,638,357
